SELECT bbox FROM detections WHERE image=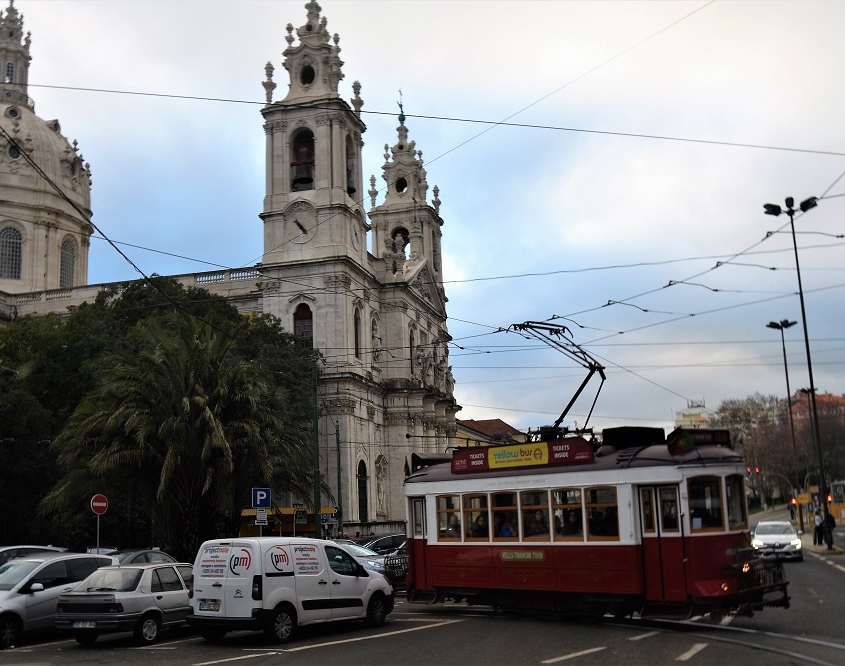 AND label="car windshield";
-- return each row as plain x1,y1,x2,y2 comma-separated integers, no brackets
755,524,796,536
81,568,143,592
341,544,380,557
0,560,41,590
